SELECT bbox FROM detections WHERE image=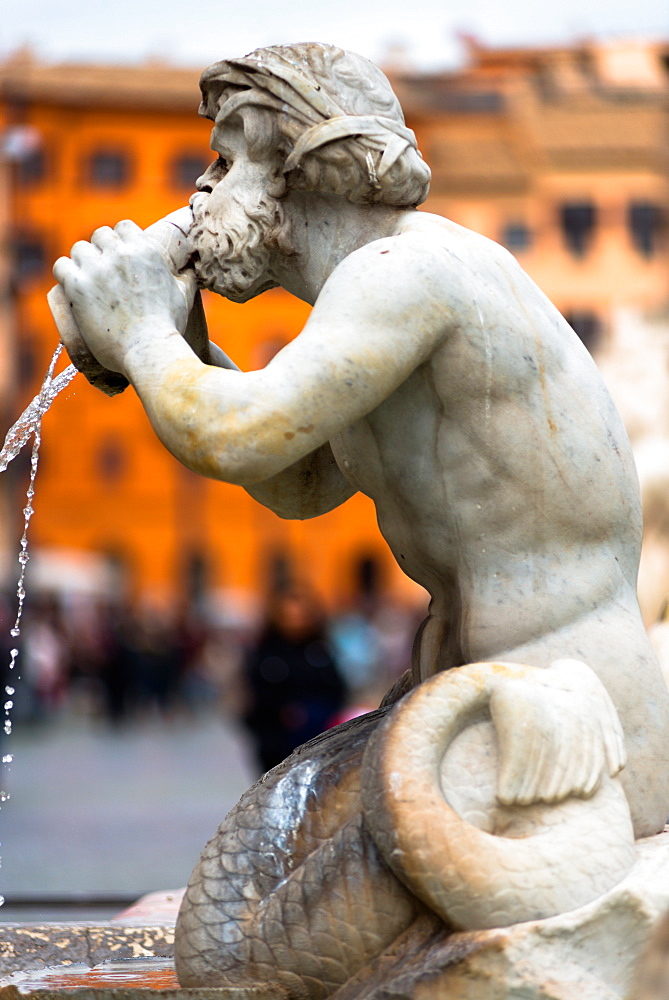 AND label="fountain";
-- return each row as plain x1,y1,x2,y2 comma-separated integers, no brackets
2,40,669,999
